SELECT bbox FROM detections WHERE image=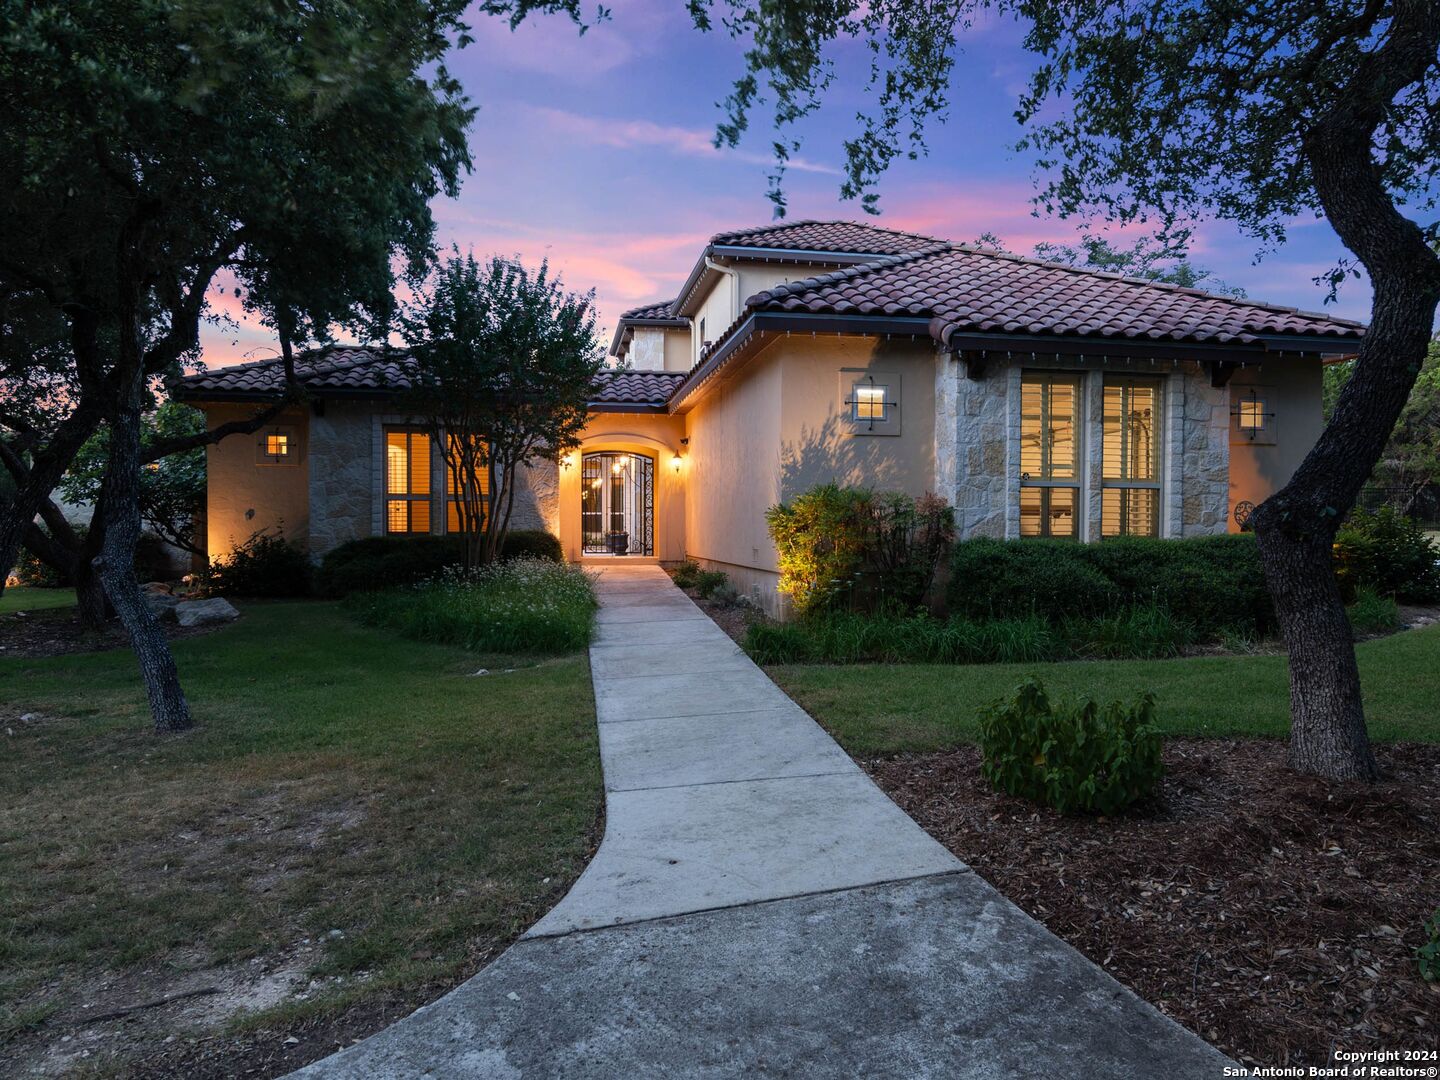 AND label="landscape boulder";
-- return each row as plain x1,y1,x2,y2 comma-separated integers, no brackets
145,593,183,619
173,597,240,628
